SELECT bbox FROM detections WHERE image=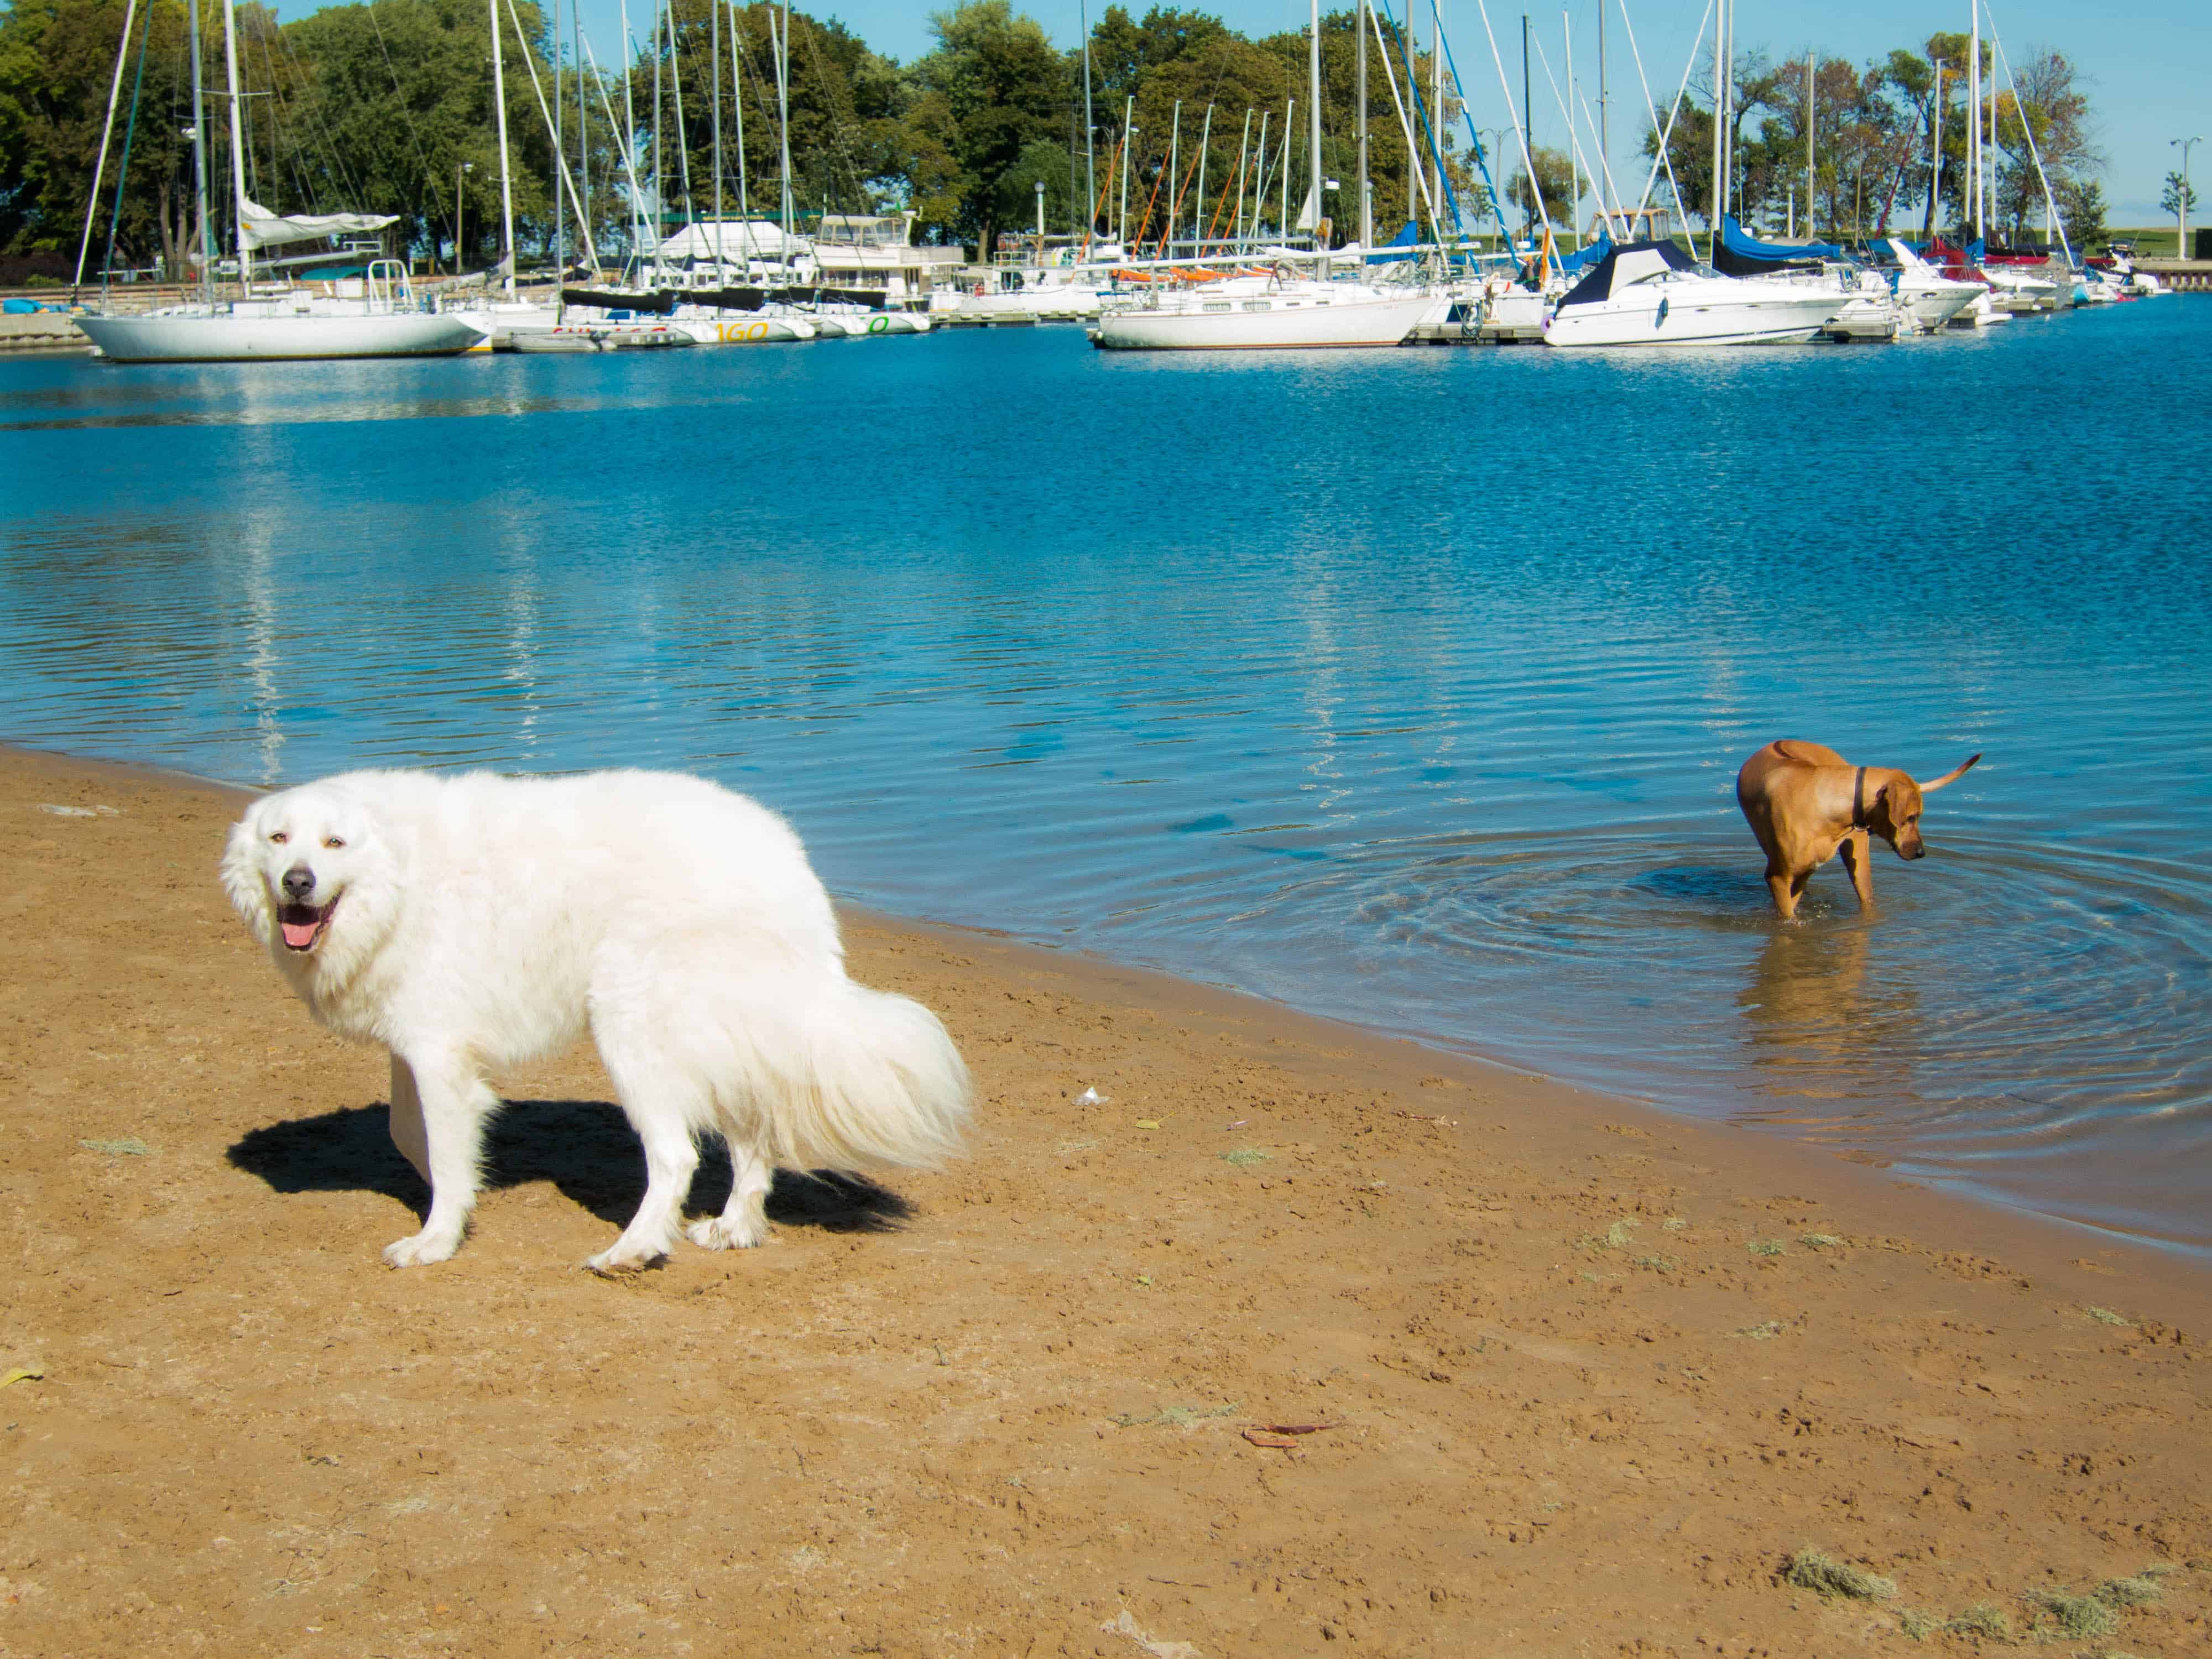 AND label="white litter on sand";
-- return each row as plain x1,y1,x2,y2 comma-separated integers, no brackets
38,804,119,817
1076,1086,1110,1105
1100,1608,1201,1658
